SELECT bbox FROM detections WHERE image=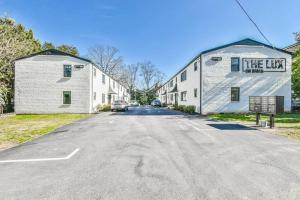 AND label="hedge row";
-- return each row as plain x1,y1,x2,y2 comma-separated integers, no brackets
174,104,196,114
97,104,111,112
